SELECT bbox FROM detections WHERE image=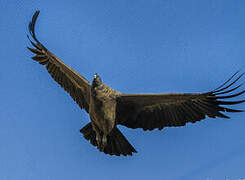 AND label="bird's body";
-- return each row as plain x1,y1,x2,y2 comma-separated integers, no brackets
27,11,245,156
90,78,120,148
